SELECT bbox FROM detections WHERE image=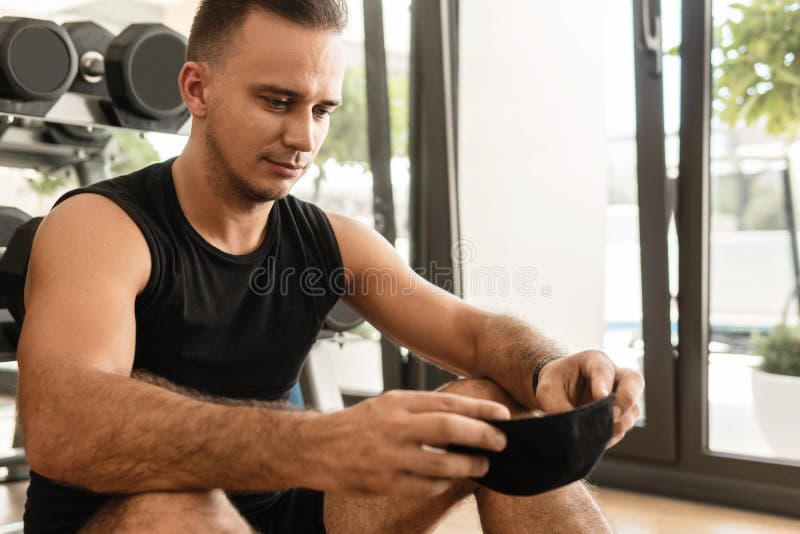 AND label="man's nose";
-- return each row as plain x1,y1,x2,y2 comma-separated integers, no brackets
283,112,315,154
